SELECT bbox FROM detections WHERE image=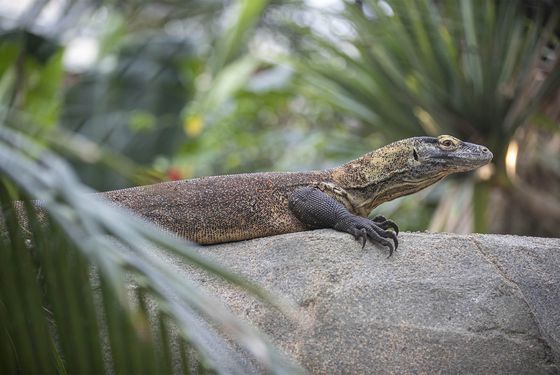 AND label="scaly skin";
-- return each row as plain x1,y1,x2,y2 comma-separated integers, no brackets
104,171,329,244
103,135,493,254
